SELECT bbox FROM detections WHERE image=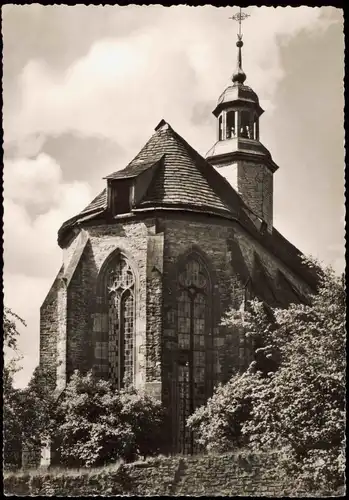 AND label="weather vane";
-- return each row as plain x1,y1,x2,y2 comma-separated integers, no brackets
229,7,250,40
